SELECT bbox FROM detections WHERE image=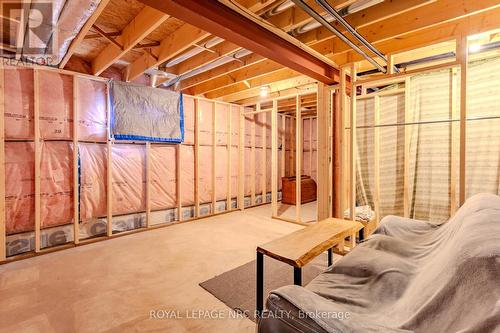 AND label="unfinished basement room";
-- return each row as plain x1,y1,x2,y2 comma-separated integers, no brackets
1,0,500,332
